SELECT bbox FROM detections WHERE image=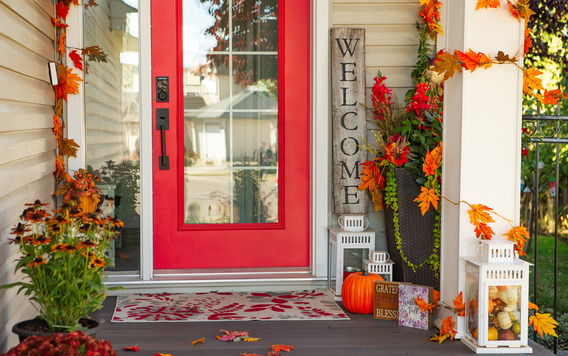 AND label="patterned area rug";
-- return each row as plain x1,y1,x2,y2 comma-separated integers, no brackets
112,289,349,322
